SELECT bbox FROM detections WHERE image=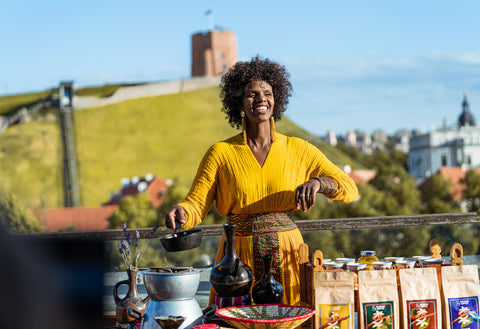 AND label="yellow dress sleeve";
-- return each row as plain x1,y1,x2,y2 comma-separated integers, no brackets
299,138,358,203
177,144,220,230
